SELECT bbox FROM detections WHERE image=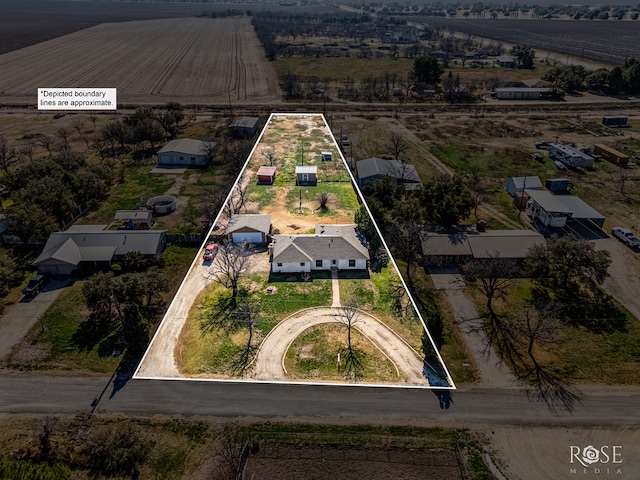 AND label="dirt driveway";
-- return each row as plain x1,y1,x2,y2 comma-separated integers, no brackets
252,306,427,385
